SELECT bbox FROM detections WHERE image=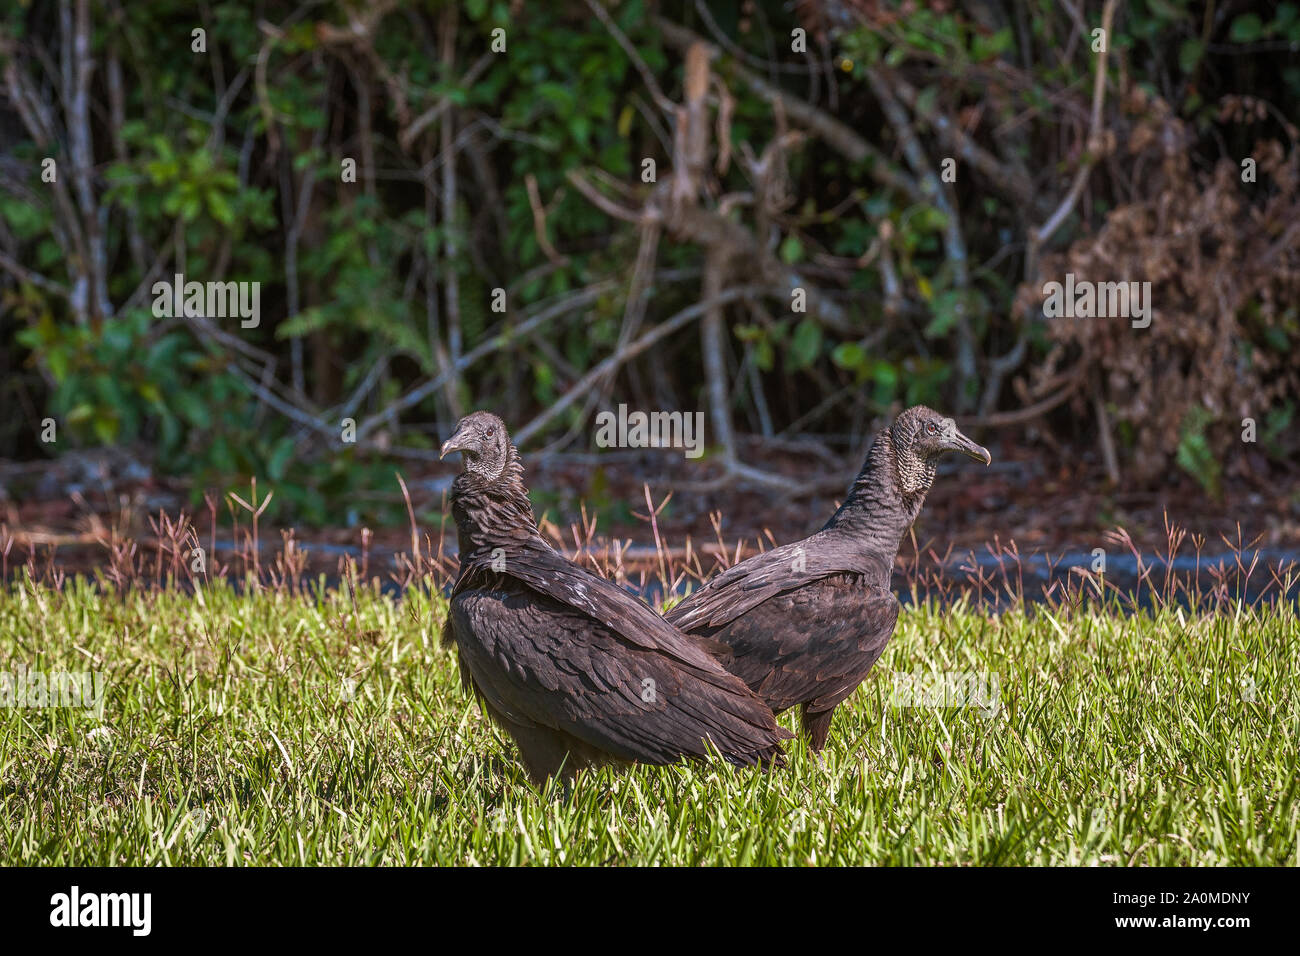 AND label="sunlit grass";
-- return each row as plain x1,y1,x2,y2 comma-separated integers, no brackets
1,575,1296,865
